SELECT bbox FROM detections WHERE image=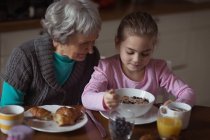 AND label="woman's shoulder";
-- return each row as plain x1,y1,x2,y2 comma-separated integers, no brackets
8,35,52,65
16,35,51,51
